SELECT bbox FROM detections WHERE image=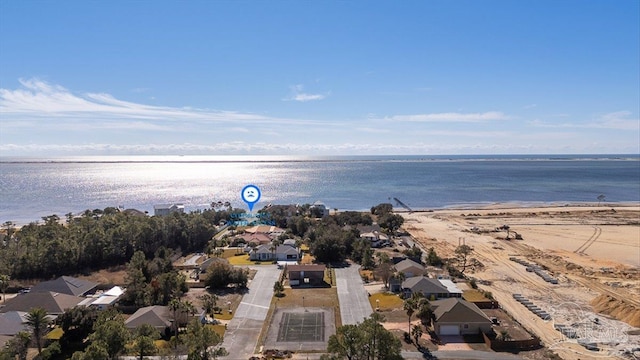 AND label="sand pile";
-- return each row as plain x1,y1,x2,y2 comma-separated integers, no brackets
590,294,640,327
